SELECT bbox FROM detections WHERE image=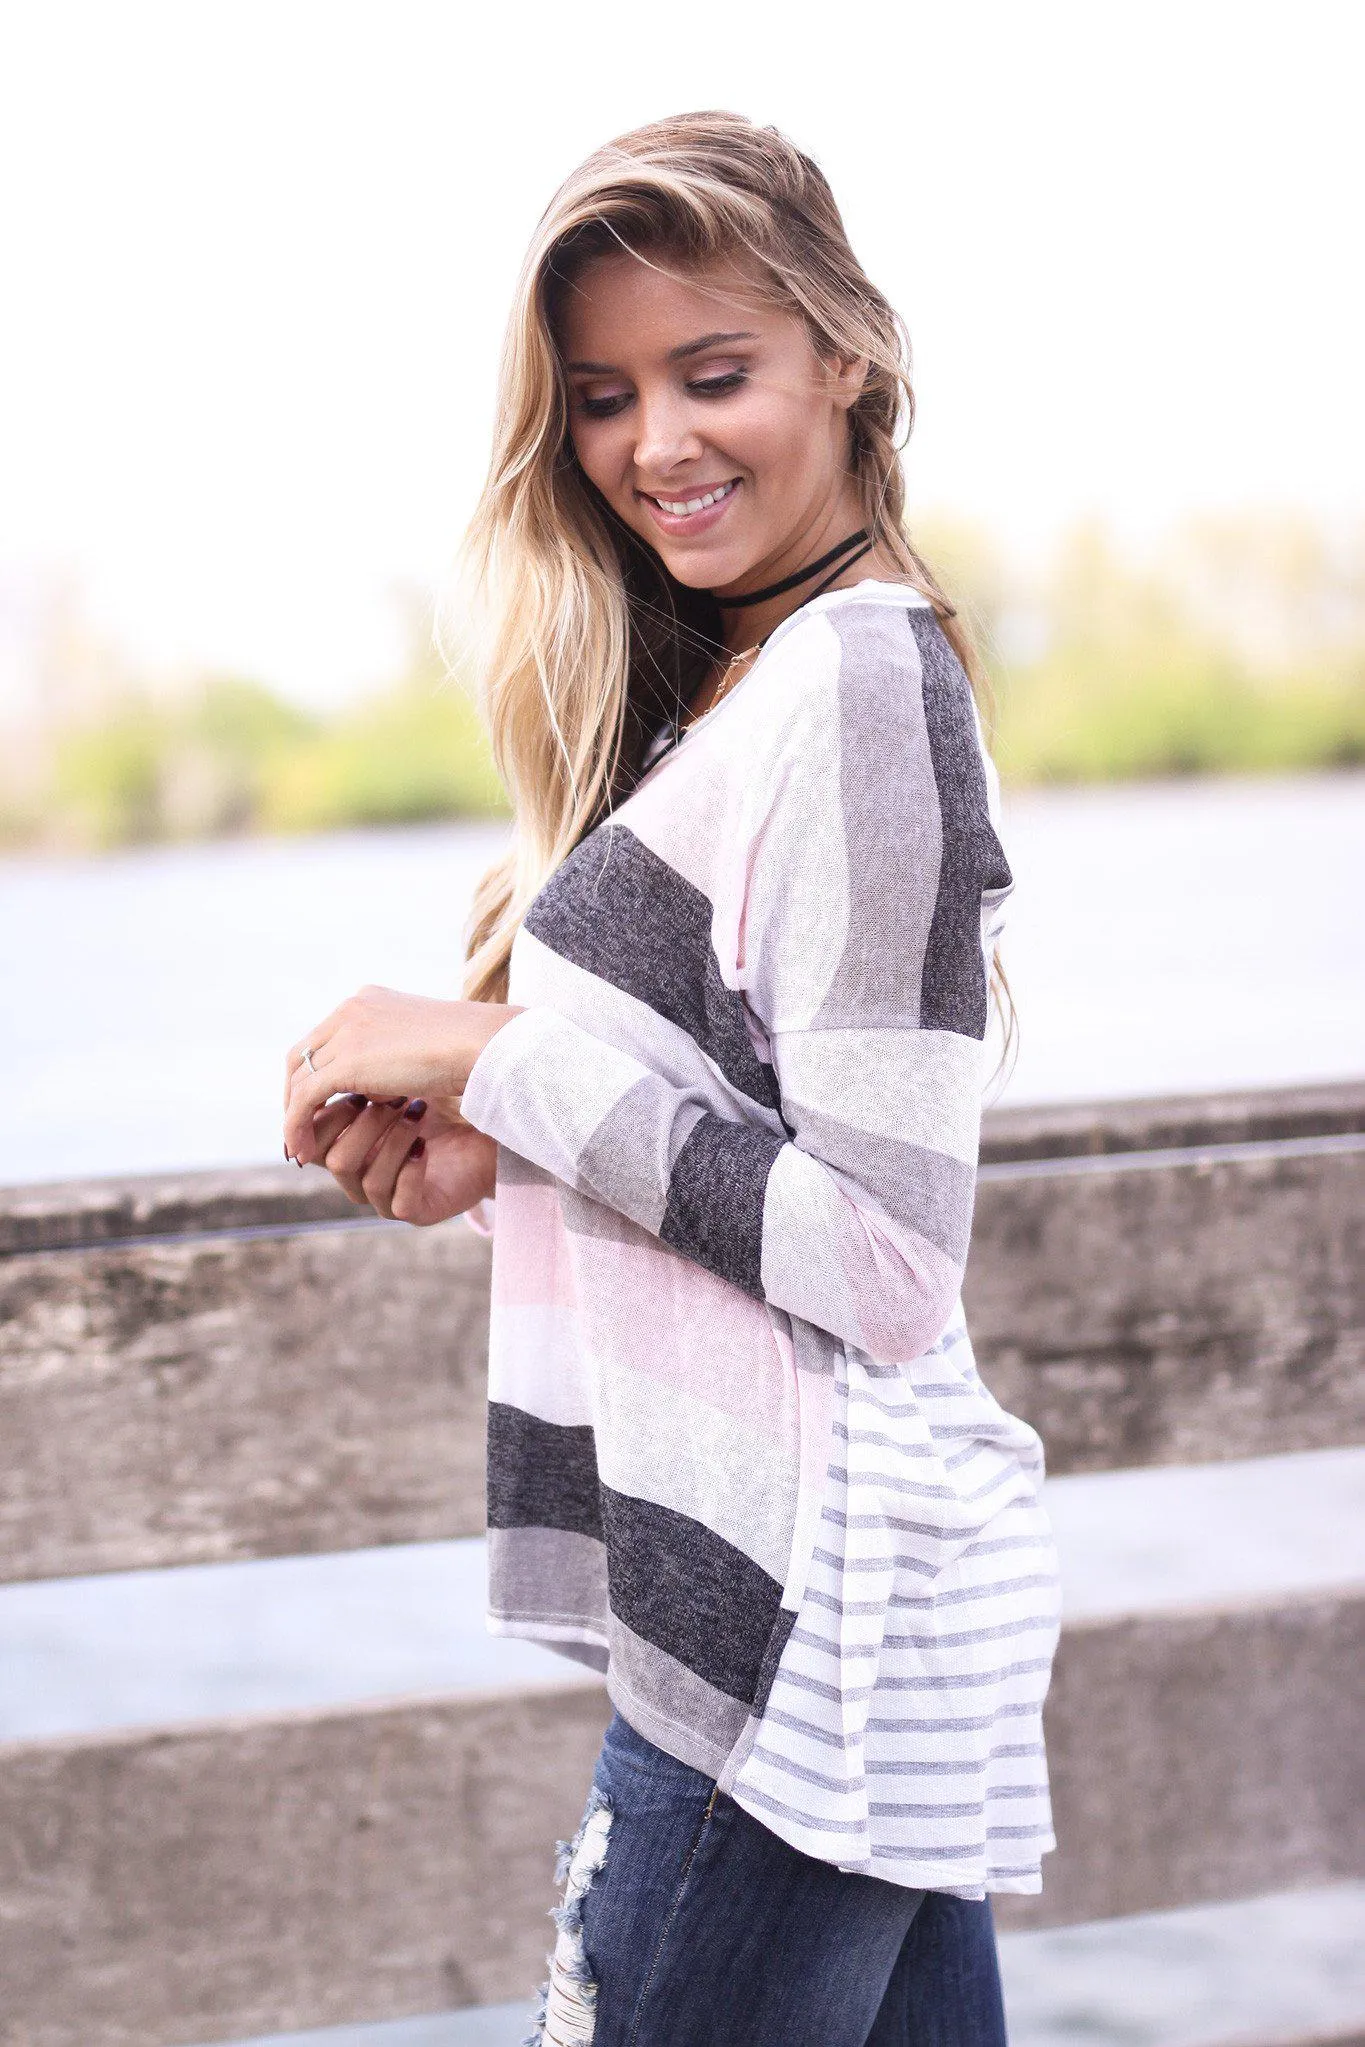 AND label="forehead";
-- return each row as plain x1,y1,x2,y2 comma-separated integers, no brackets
555,249,799,365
